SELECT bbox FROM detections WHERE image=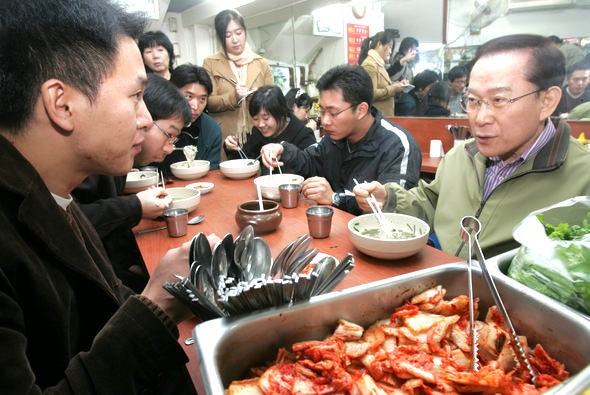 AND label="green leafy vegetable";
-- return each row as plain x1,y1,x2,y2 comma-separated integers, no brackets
508,234,590,315
537,211,590,240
